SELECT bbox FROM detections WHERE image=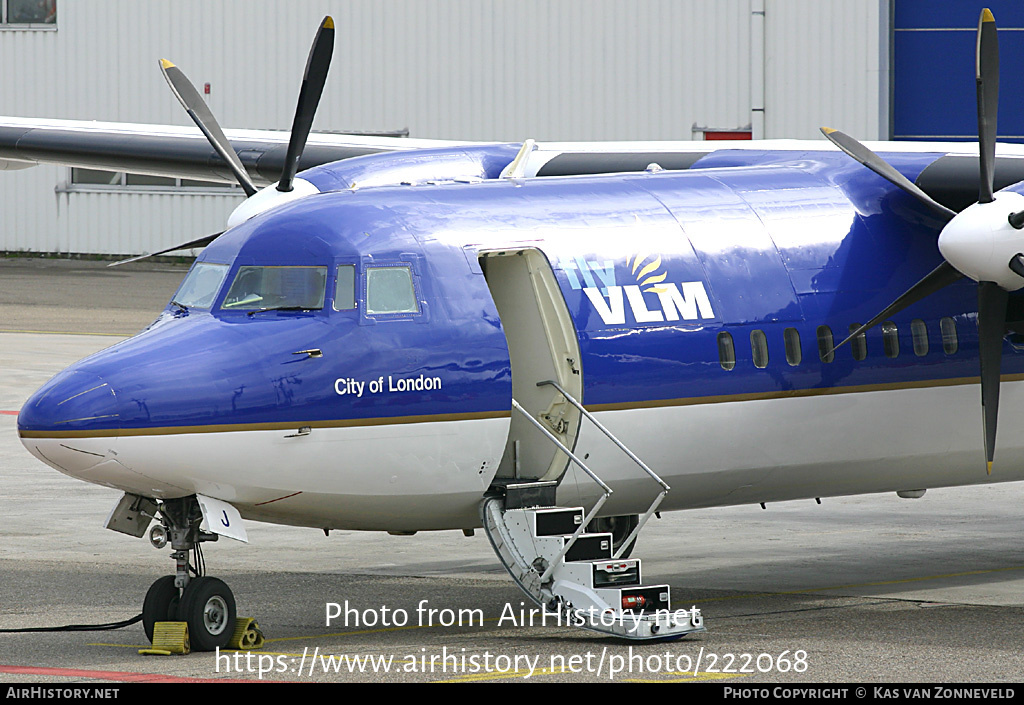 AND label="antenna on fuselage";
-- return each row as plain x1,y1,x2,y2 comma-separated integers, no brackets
500,139,537,179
